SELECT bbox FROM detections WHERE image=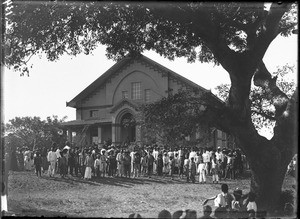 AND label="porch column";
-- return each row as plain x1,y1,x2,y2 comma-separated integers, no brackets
67,129,72,143
98,126,102,144
112,123,121,145
86,130,91,146
112,123,116,144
